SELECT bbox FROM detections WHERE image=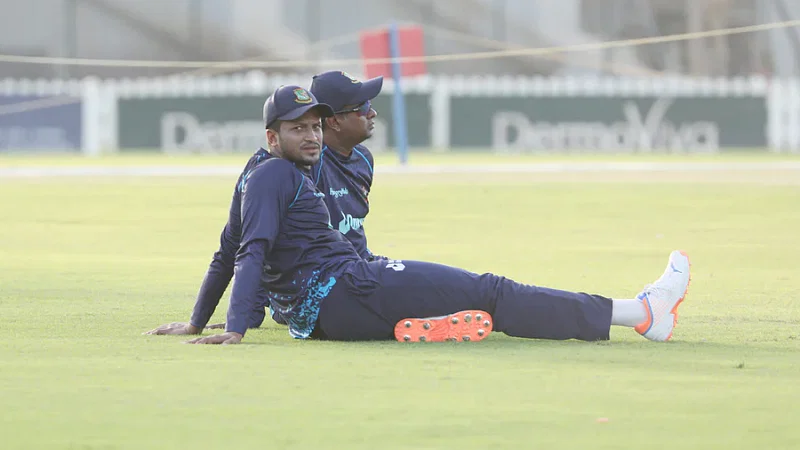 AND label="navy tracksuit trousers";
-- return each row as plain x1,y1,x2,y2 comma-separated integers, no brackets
313,259,613,341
